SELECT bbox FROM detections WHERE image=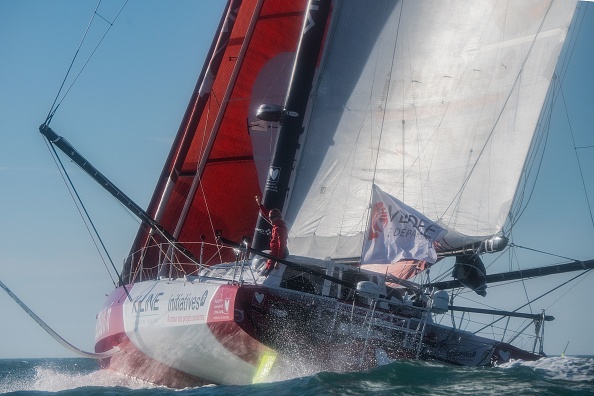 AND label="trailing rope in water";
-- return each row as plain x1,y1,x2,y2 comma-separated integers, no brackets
0,278,120,359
